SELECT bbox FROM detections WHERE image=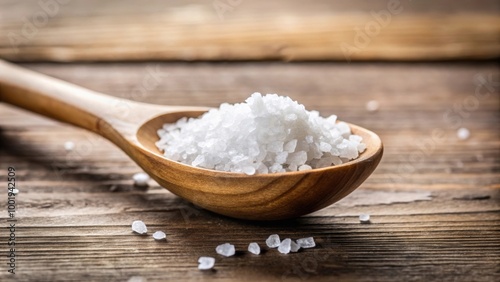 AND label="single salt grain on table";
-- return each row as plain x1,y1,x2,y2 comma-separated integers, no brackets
359,213,371,223
248,242,261,255
216,243,236,257
131,220,148,234
266,234,281,248
296,237,316,249
132,220,148,234
366,100,379,112
11,188,19,195
290,240,300,252
457,127,470,140
198,257,215,270
155,93,366,174
278,238,292,254
132,172,150,187
152,231,166,240
64,141,75,152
